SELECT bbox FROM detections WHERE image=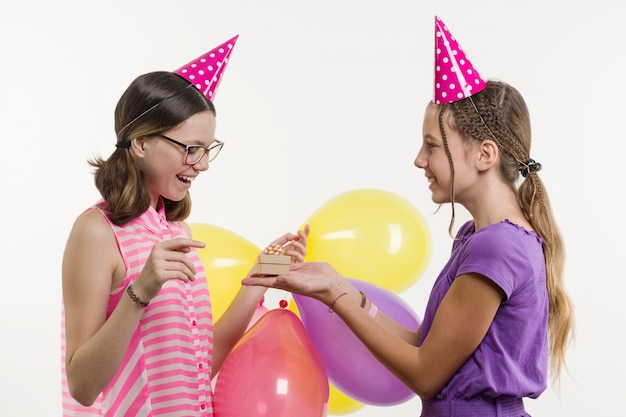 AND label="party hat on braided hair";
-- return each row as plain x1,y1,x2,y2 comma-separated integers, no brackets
174,34,239,101
434,16,486,104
